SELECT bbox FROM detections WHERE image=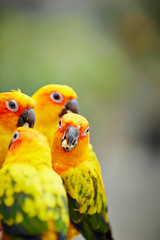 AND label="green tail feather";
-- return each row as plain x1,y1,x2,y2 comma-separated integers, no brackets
68,194,114,240
71,215,114,240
